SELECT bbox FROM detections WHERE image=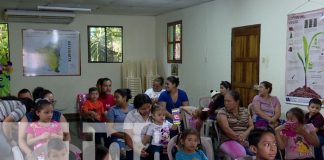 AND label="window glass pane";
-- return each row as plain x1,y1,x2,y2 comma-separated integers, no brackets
167,21,182,63
0,24,9,58
0,23,10,97
106,27,122,63
168,26,174,42
175,24,181,41
169,44,174,61
175,43,181,60
89,27,106,62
